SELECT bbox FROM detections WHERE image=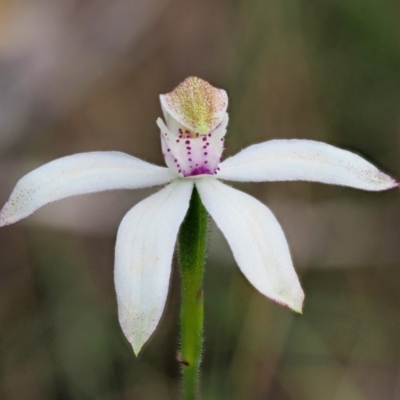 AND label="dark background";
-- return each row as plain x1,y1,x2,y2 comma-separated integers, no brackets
0,0,400,399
